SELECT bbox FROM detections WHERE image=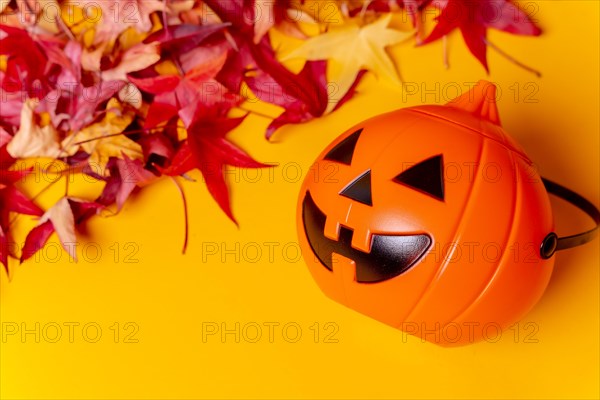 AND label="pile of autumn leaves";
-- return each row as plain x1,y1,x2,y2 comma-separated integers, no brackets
0,0,541,271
